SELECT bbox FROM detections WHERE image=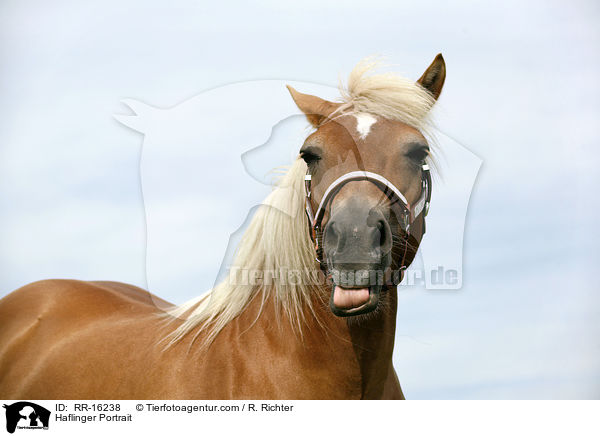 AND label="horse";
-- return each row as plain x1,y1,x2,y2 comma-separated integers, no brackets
0,54,446,400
